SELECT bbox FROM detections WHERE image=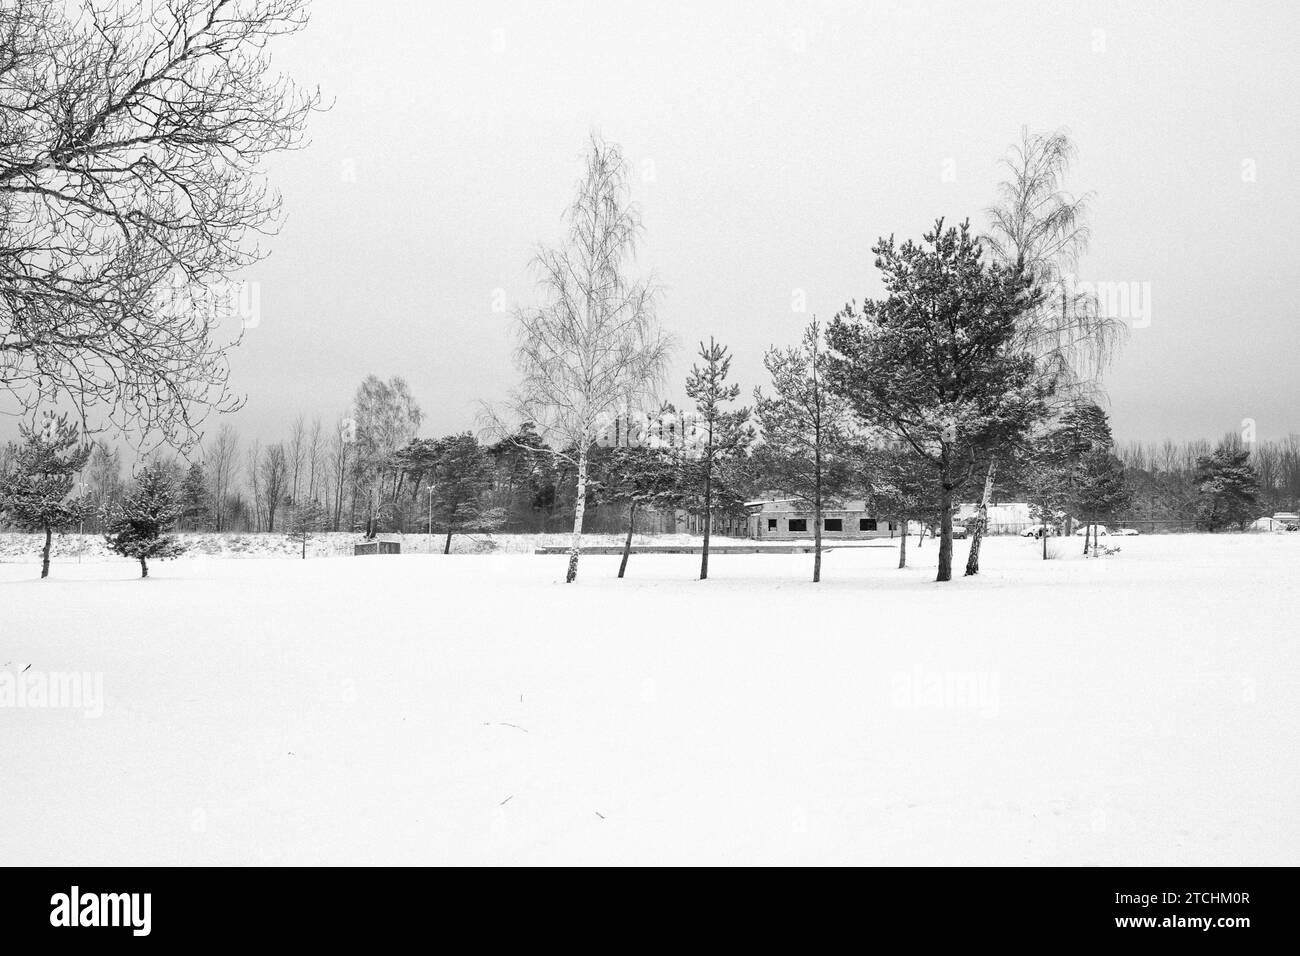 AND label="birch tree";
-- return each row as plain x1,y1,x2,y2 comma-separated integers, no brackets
496,135,671,583
964,128,1125,575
